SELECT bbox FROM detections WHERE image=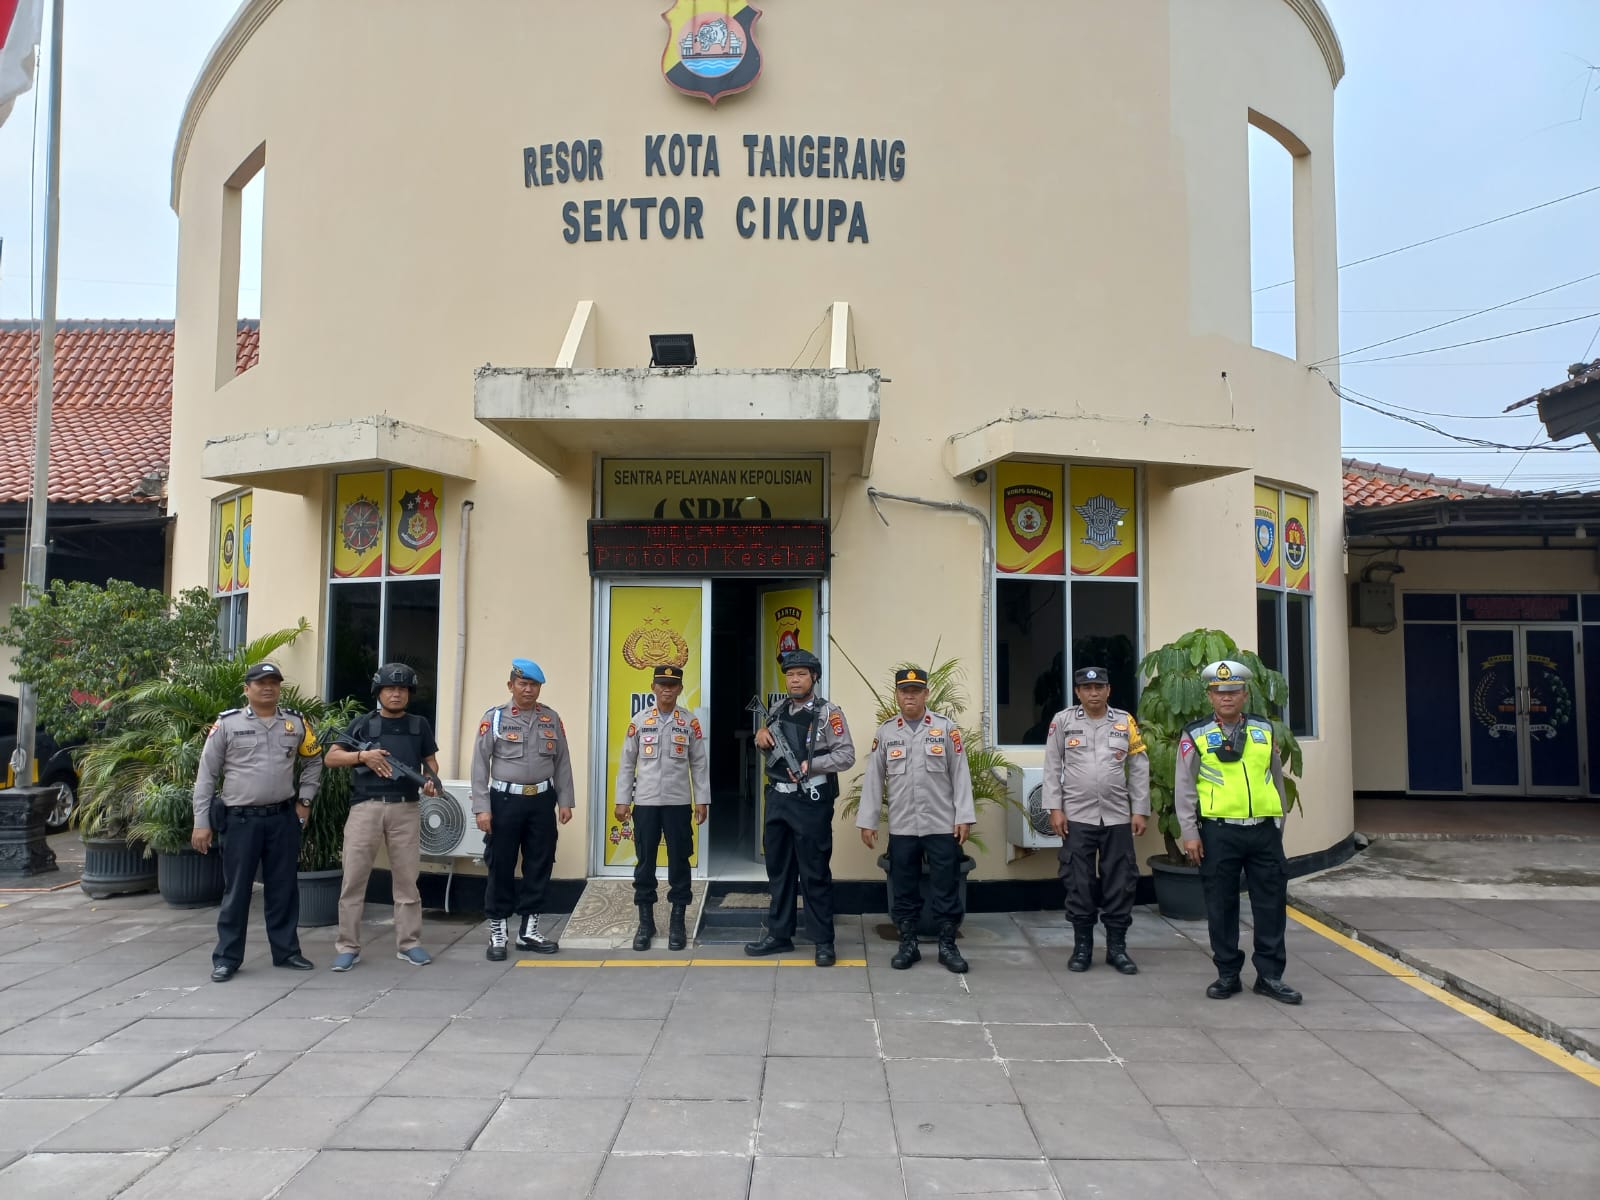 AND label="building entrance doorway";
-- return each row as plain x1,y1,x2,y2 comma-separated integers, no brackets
1463,625,1584,795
